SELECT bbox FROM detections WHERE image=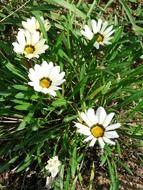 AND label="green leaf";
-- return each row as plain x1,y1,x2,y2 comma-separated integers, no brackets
52,98,67,107
0,156,19,173
46,0,86,19
13,85,29,91
5,62,26,80
86,85,105,100
107,158,119,190
68,77,88,100
16,154,33,172
64,167,71,190
14,102,33,111
71,147,77,178
0,24,5,31
119,90,143,107
88,162,95,190
17,111,34,131
112,26,123,43
117,160,133,175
